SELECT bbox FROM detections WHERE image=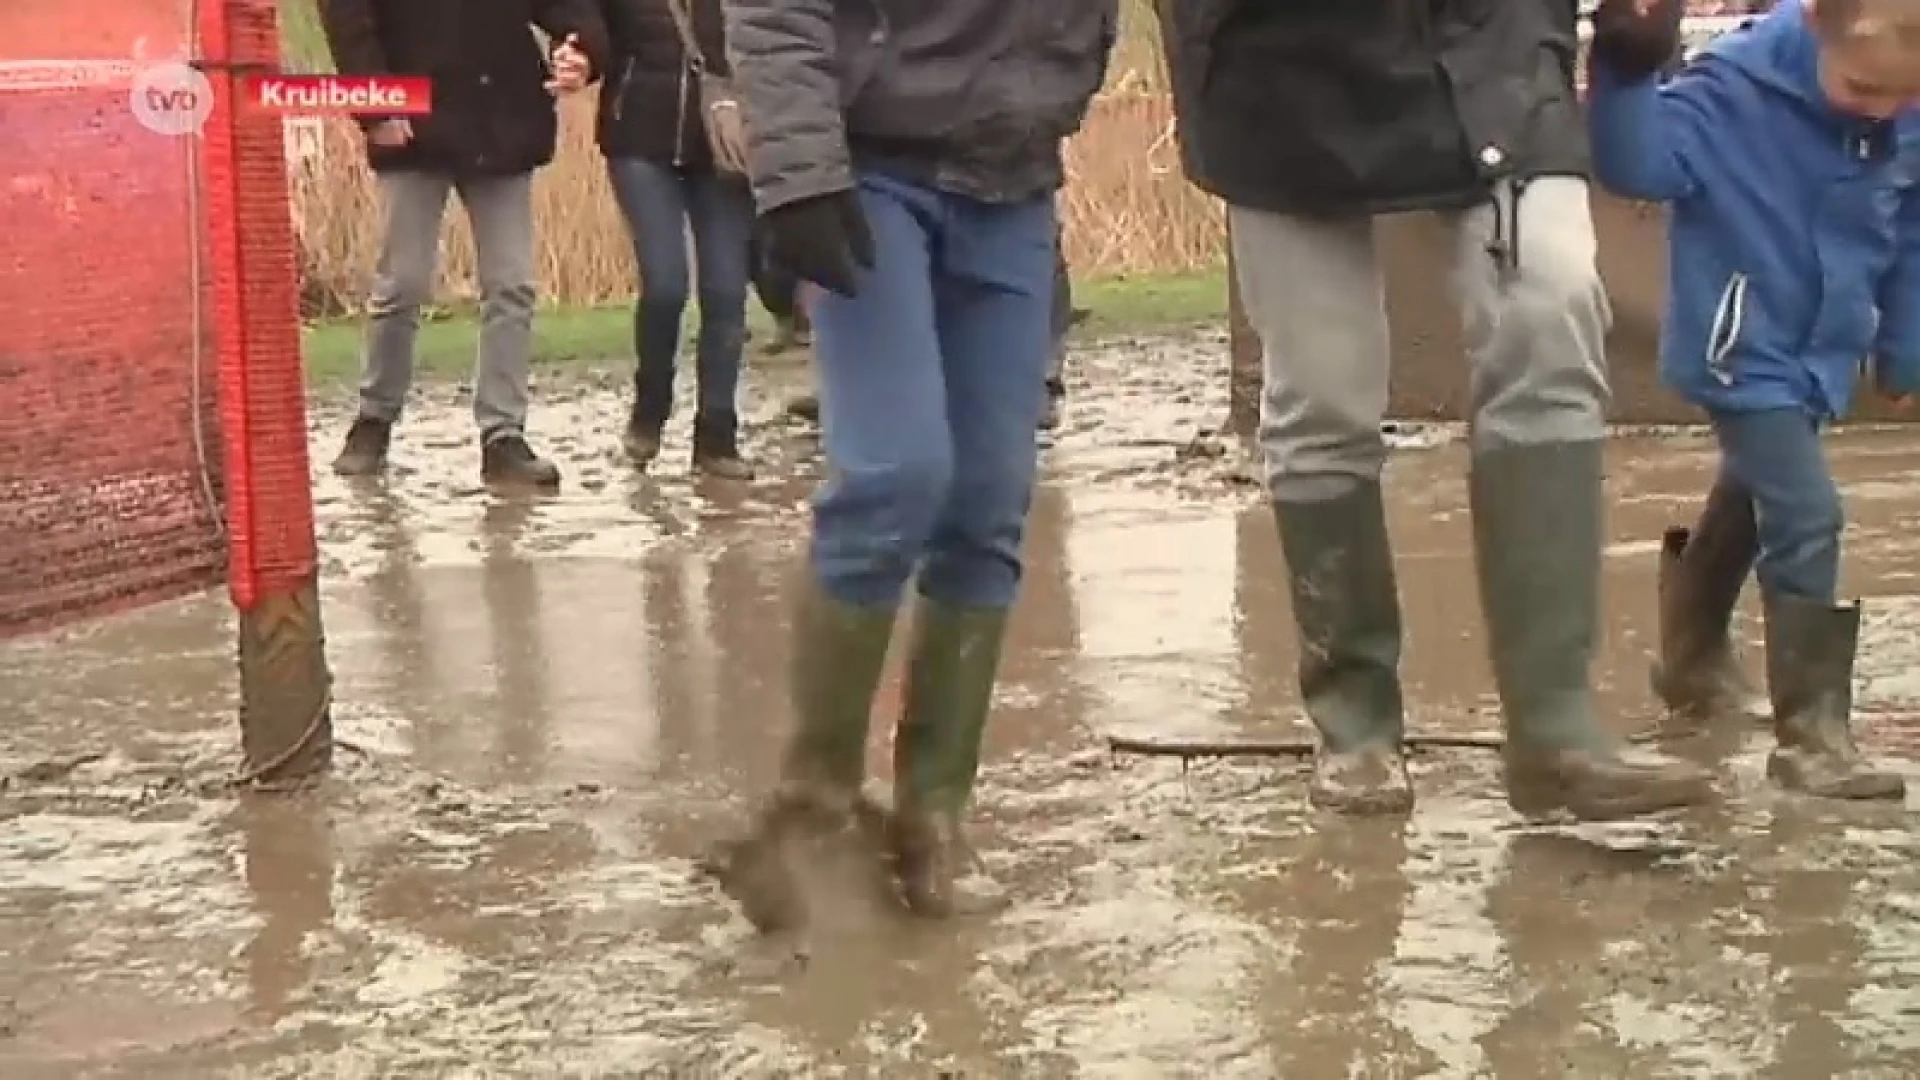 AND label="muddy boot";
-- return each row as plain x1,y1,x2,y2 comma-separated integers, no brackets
1761,593,1905,800
480,434,561,490
1273,484,1413,814
692,413,752,480
620,404,664,467
332,416,392,476
1650,479,1769,727
890,601,1012,918
784,392,820,425
705,585,897,934
1470,442,1715,821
